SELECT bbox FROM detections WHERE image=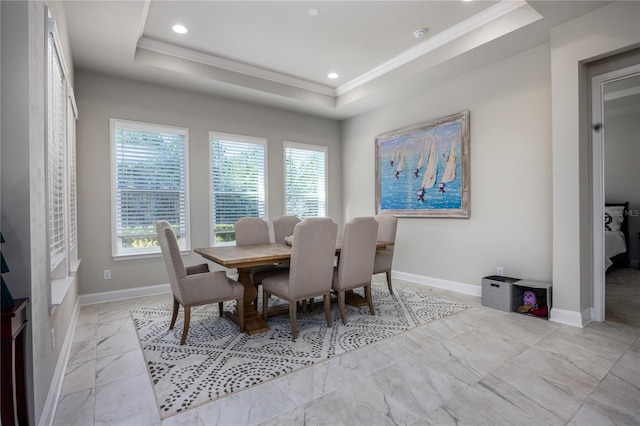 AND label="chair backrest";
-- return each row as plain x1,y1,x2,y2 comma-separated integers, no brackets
375,214,398,252
335,217,379,290
156,220,186,297
288,217,338,299
235,217,270,246
273,215,301,243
